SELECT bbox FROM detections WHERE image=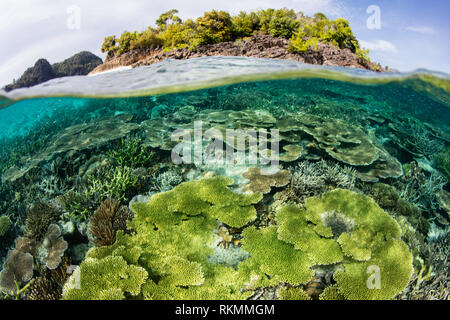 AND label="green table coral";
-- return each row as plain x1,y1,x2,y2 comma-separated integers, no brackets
62,179,412,300
63,176,261,300
275,189,413,300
